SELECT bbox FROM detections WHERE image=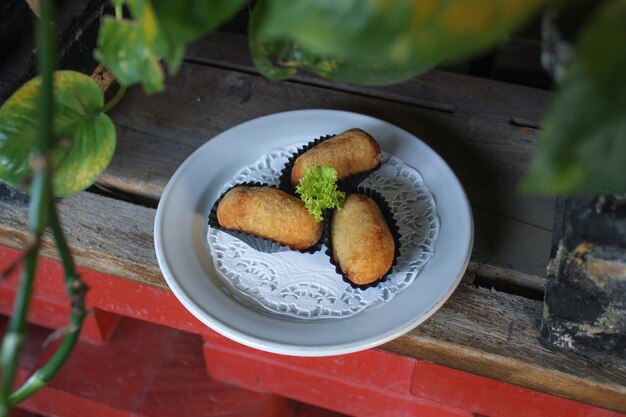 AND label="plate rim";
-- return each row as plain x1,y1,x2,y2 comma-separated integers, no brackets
154,109,474,356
